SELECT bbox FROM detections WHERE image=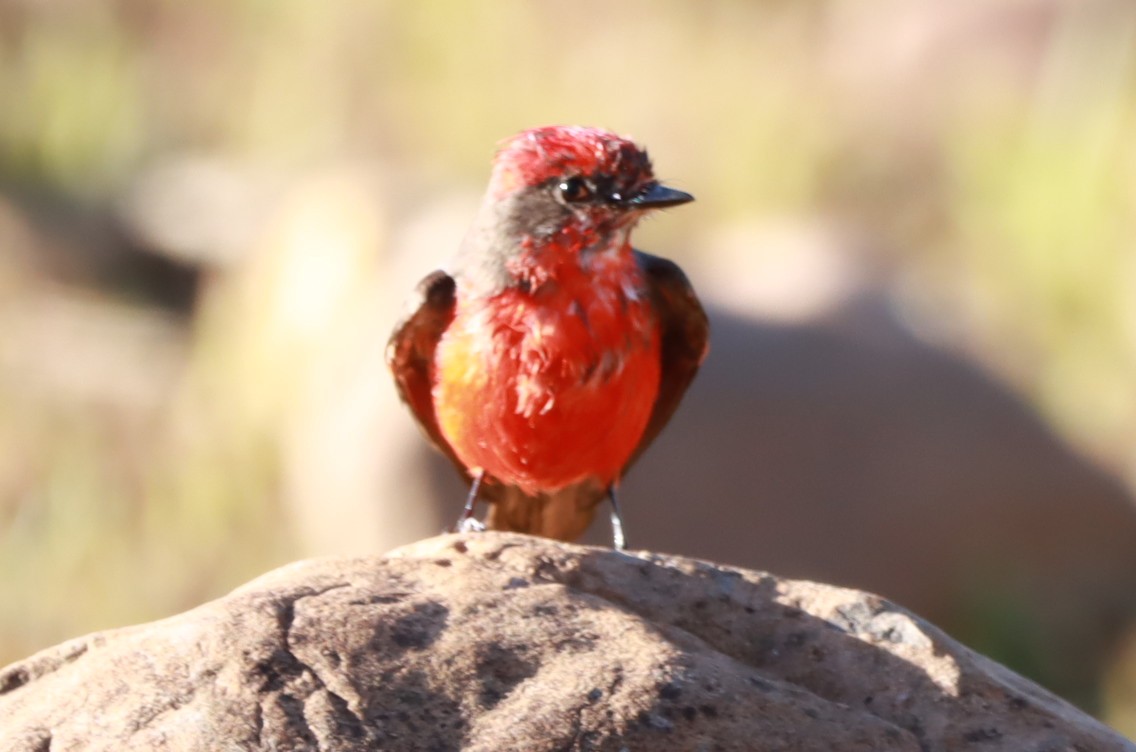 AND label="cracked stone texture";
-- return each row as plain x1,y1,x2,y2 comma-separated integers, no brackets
1,533,1132,751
